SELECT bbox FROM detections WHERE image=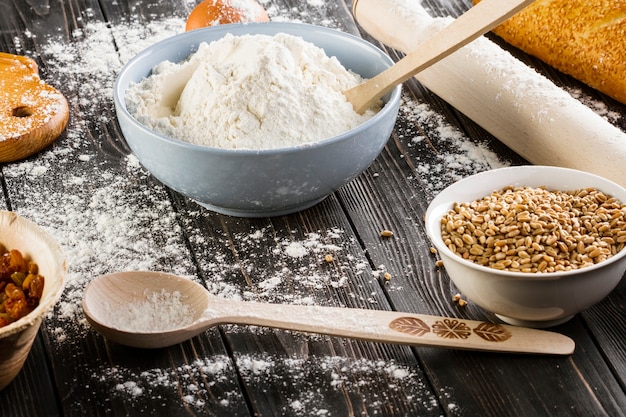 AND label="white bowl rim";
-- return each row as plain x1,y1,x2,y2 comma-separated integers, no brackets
0,211,67,338
425,165,626,280
113,21,402,156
